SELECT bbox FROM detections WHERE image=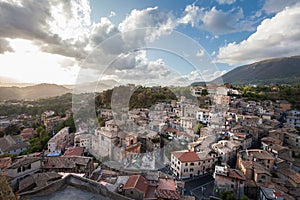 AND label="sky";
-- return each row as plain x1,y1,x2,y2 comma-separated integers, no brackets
0,0,300,86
